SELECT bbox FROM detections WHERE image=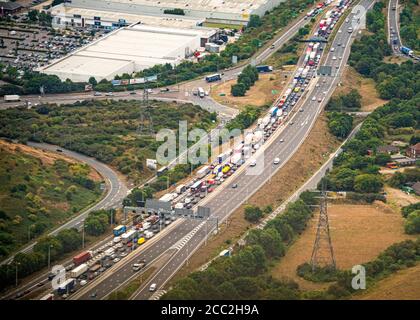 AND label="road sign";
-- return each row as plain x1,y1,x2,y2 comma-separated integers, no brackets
145,199,172,211
197,206,210,218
